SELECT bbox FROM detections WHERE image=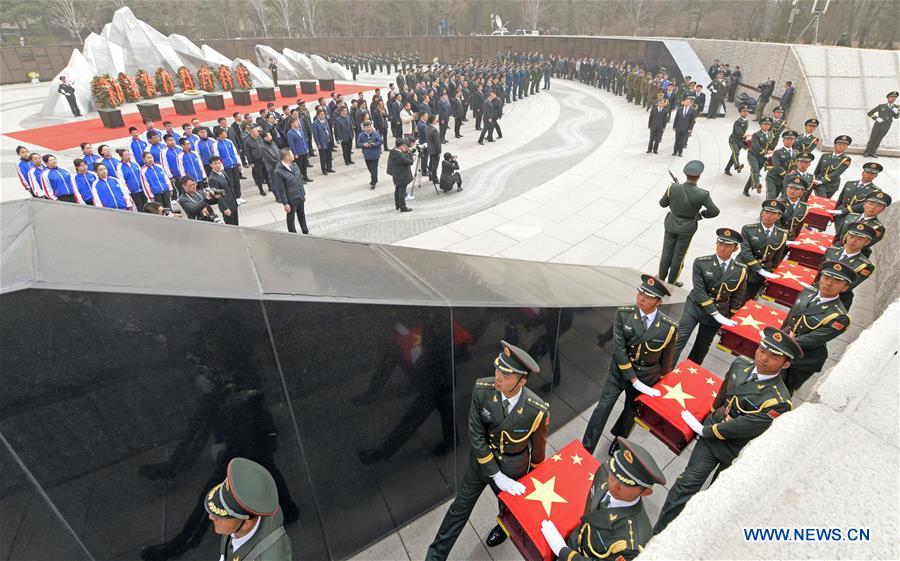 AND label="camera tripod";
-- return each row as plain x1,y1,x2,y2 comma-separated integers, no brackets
412,147,440,195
